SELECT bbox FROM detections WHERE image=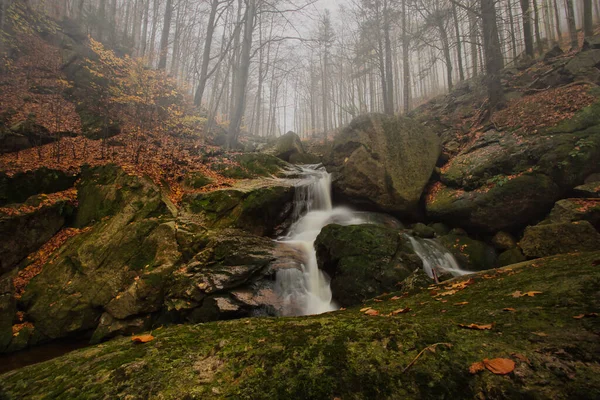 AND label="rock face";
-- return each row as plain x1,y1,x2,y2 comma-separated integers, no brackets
543,198,600,229
437,234,497,271
519,221,600,258
324,114,440,216
0,196,75,274
315,224,422,306
262,131,306,162
0,168,77,206
2,251,600,399
426,104,600,232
